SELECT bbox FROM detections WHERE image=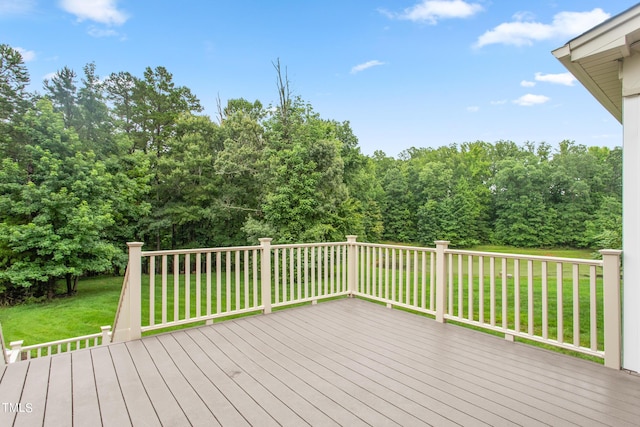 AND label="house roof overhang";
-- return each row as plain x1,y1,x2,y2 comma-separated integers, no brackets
553,4,640,124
